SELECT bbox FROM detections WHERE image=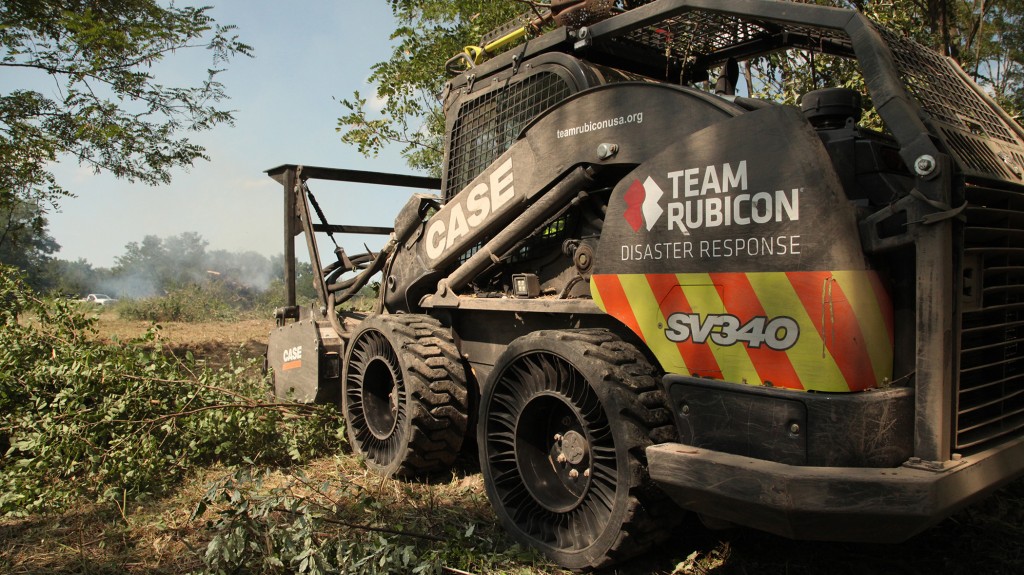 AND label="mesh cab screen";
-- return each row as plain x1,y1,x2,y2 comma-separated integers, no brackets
443,71,573,201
